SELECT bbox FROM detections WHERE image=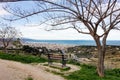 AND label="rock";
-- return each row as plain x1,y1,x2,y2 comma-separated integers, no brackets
78,51,81,53
79,58,92,62
70,54,79,61
116,47,119,50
